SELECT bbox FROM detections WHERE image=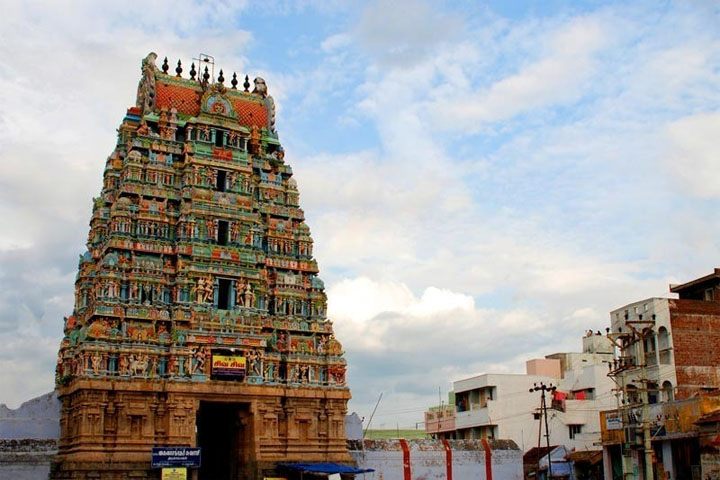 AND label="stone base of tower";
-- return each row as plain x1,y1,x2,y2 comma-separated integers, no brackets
50,379,352,480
